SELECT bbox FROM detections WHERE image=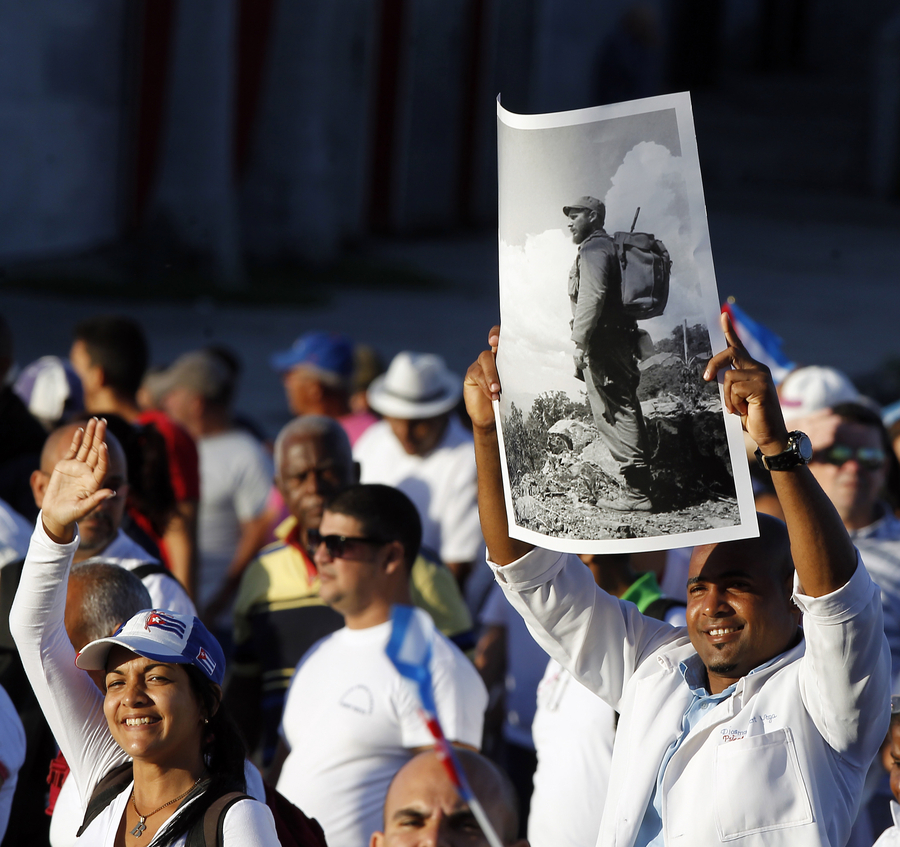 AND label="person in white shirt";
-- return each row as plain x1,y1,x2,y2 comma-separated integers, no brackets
271,483,487,847
462,319,891,847
0,682,25,841
354,351,482,585
10,418,280,846
153,350,273,628
30,421,196,616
